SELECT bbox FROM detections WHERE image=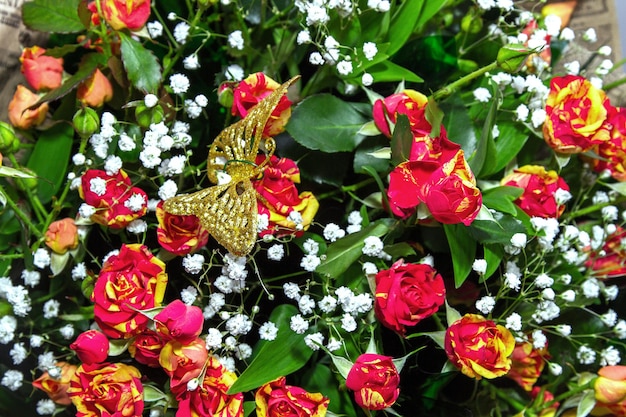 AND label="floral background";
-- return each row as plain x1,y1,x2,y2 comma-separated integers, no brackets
1,0,626,416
